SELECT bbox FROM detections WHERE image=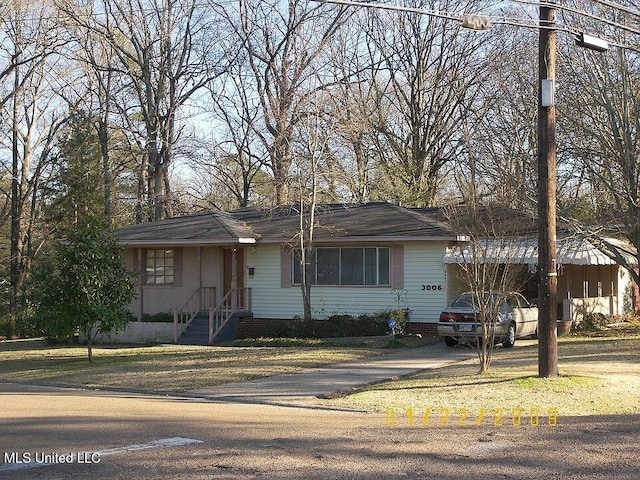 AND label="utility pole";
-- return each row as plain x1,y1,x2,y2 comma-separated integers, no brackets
537,5,559,377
